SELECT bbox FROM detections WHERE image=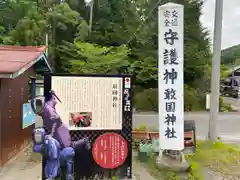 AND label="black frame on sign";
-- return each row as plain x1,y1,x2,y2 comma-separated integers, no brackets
43,73,133,180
